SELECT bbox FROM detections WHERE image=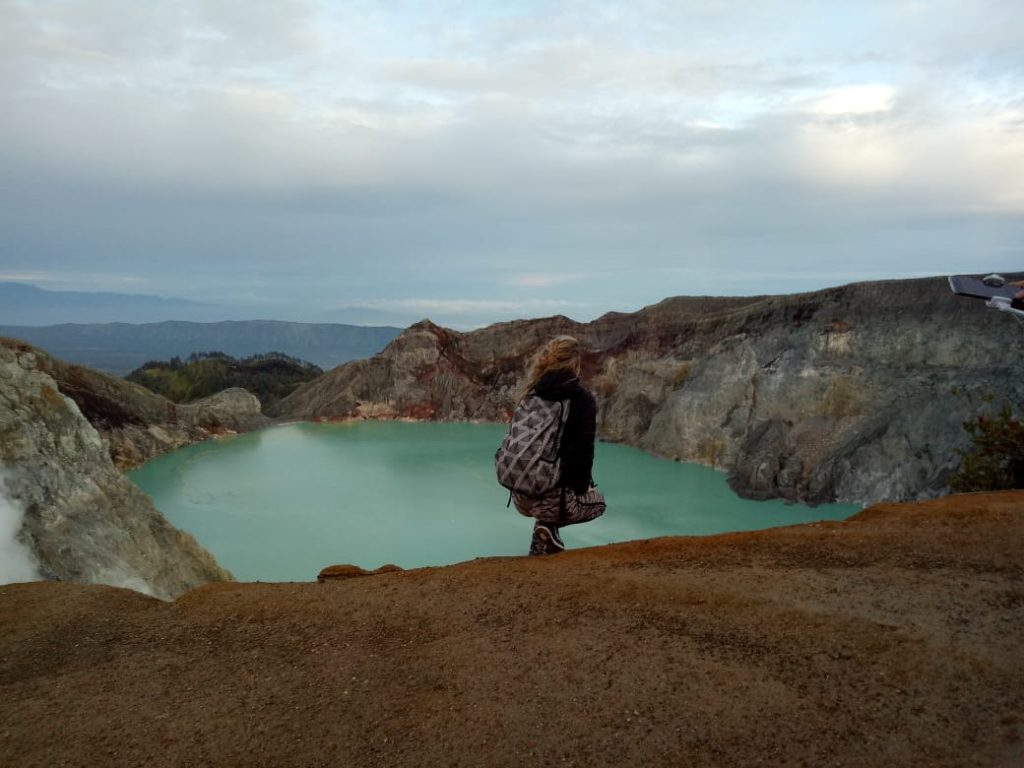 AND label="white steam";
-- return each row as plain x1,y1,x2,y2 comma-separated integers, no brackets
0,469,41,585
